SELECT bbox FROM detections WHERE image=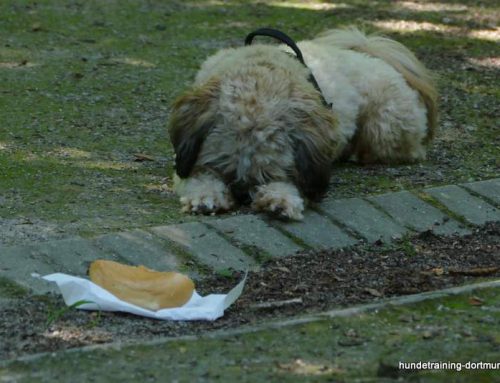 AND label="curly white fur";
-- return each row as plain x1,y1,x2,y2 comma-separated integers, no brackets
252,182,305,220
174,173,234,214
